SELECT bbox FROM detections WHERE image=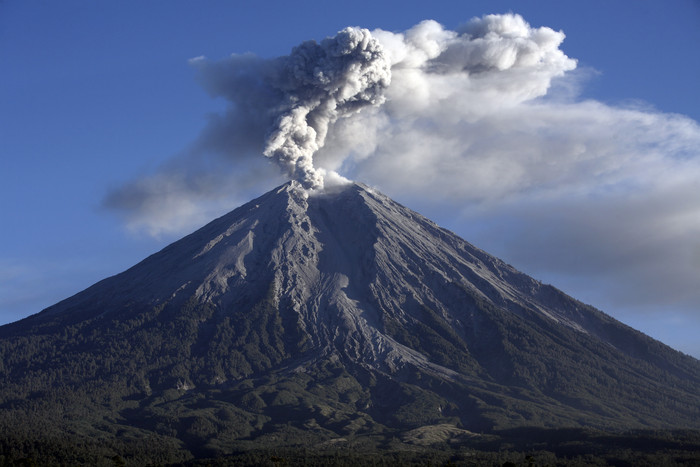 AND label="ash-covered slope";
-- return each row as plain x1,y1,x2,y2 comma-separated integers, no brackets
1,181,699,459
